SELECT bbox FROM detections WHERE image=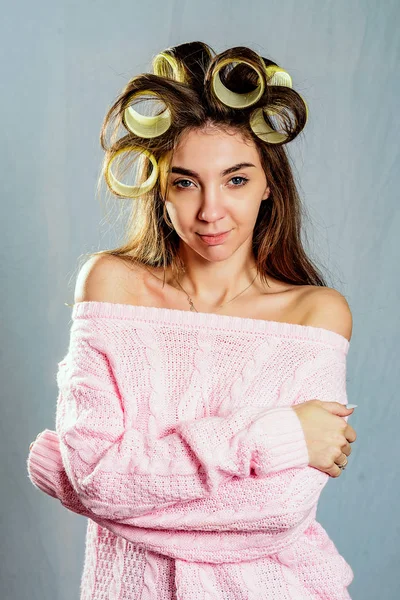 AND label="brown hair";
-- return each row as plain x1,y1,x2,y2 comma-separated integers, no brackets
80,41,328,289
